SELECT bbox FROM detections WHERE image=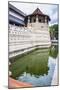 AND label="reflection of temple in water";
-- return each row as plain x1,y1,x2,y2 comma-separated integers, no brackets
25,50,49,77
10,49,49,78
49,45,58,58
